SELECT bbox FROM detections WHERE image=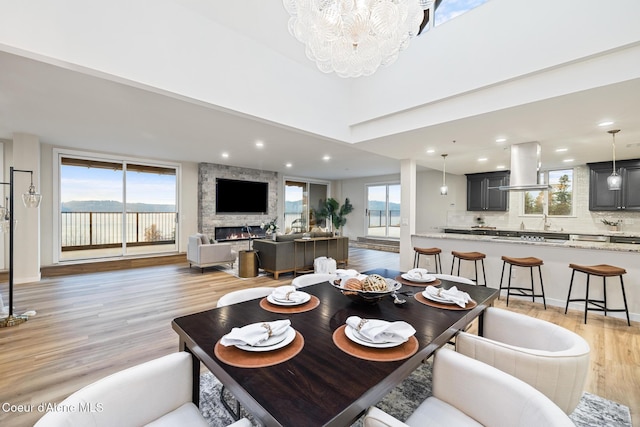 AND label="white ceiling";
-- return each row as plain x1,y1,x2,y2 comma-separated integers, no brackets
1,1,640,180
